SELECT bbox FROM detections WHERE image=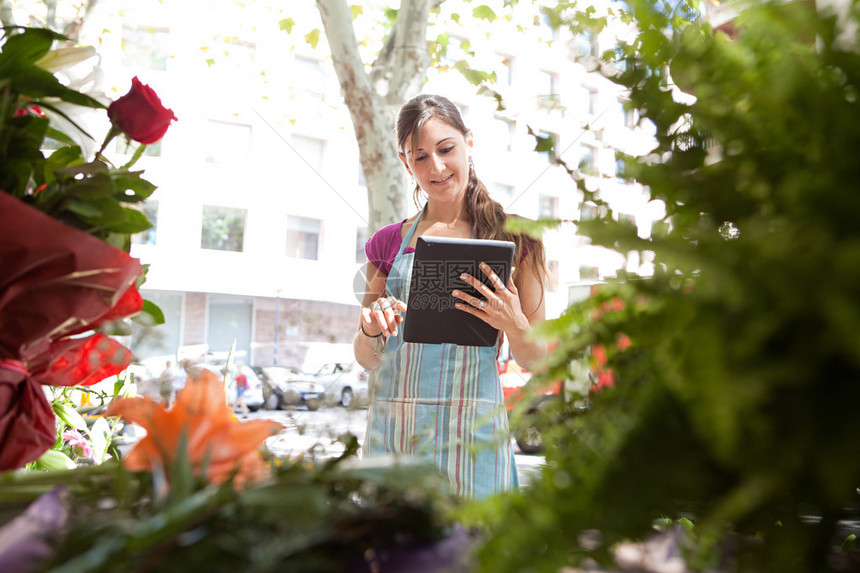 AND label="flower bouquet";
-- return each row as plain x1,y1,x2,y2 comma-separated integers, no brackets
0,26,175,472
